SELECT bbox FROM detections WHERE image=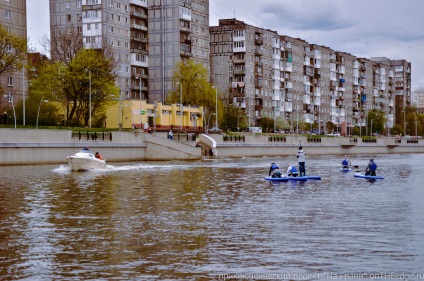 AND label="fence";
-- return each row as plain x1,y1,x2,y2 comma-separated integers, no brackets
268,135,286,142
72,131,112,141
223,135,245,142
